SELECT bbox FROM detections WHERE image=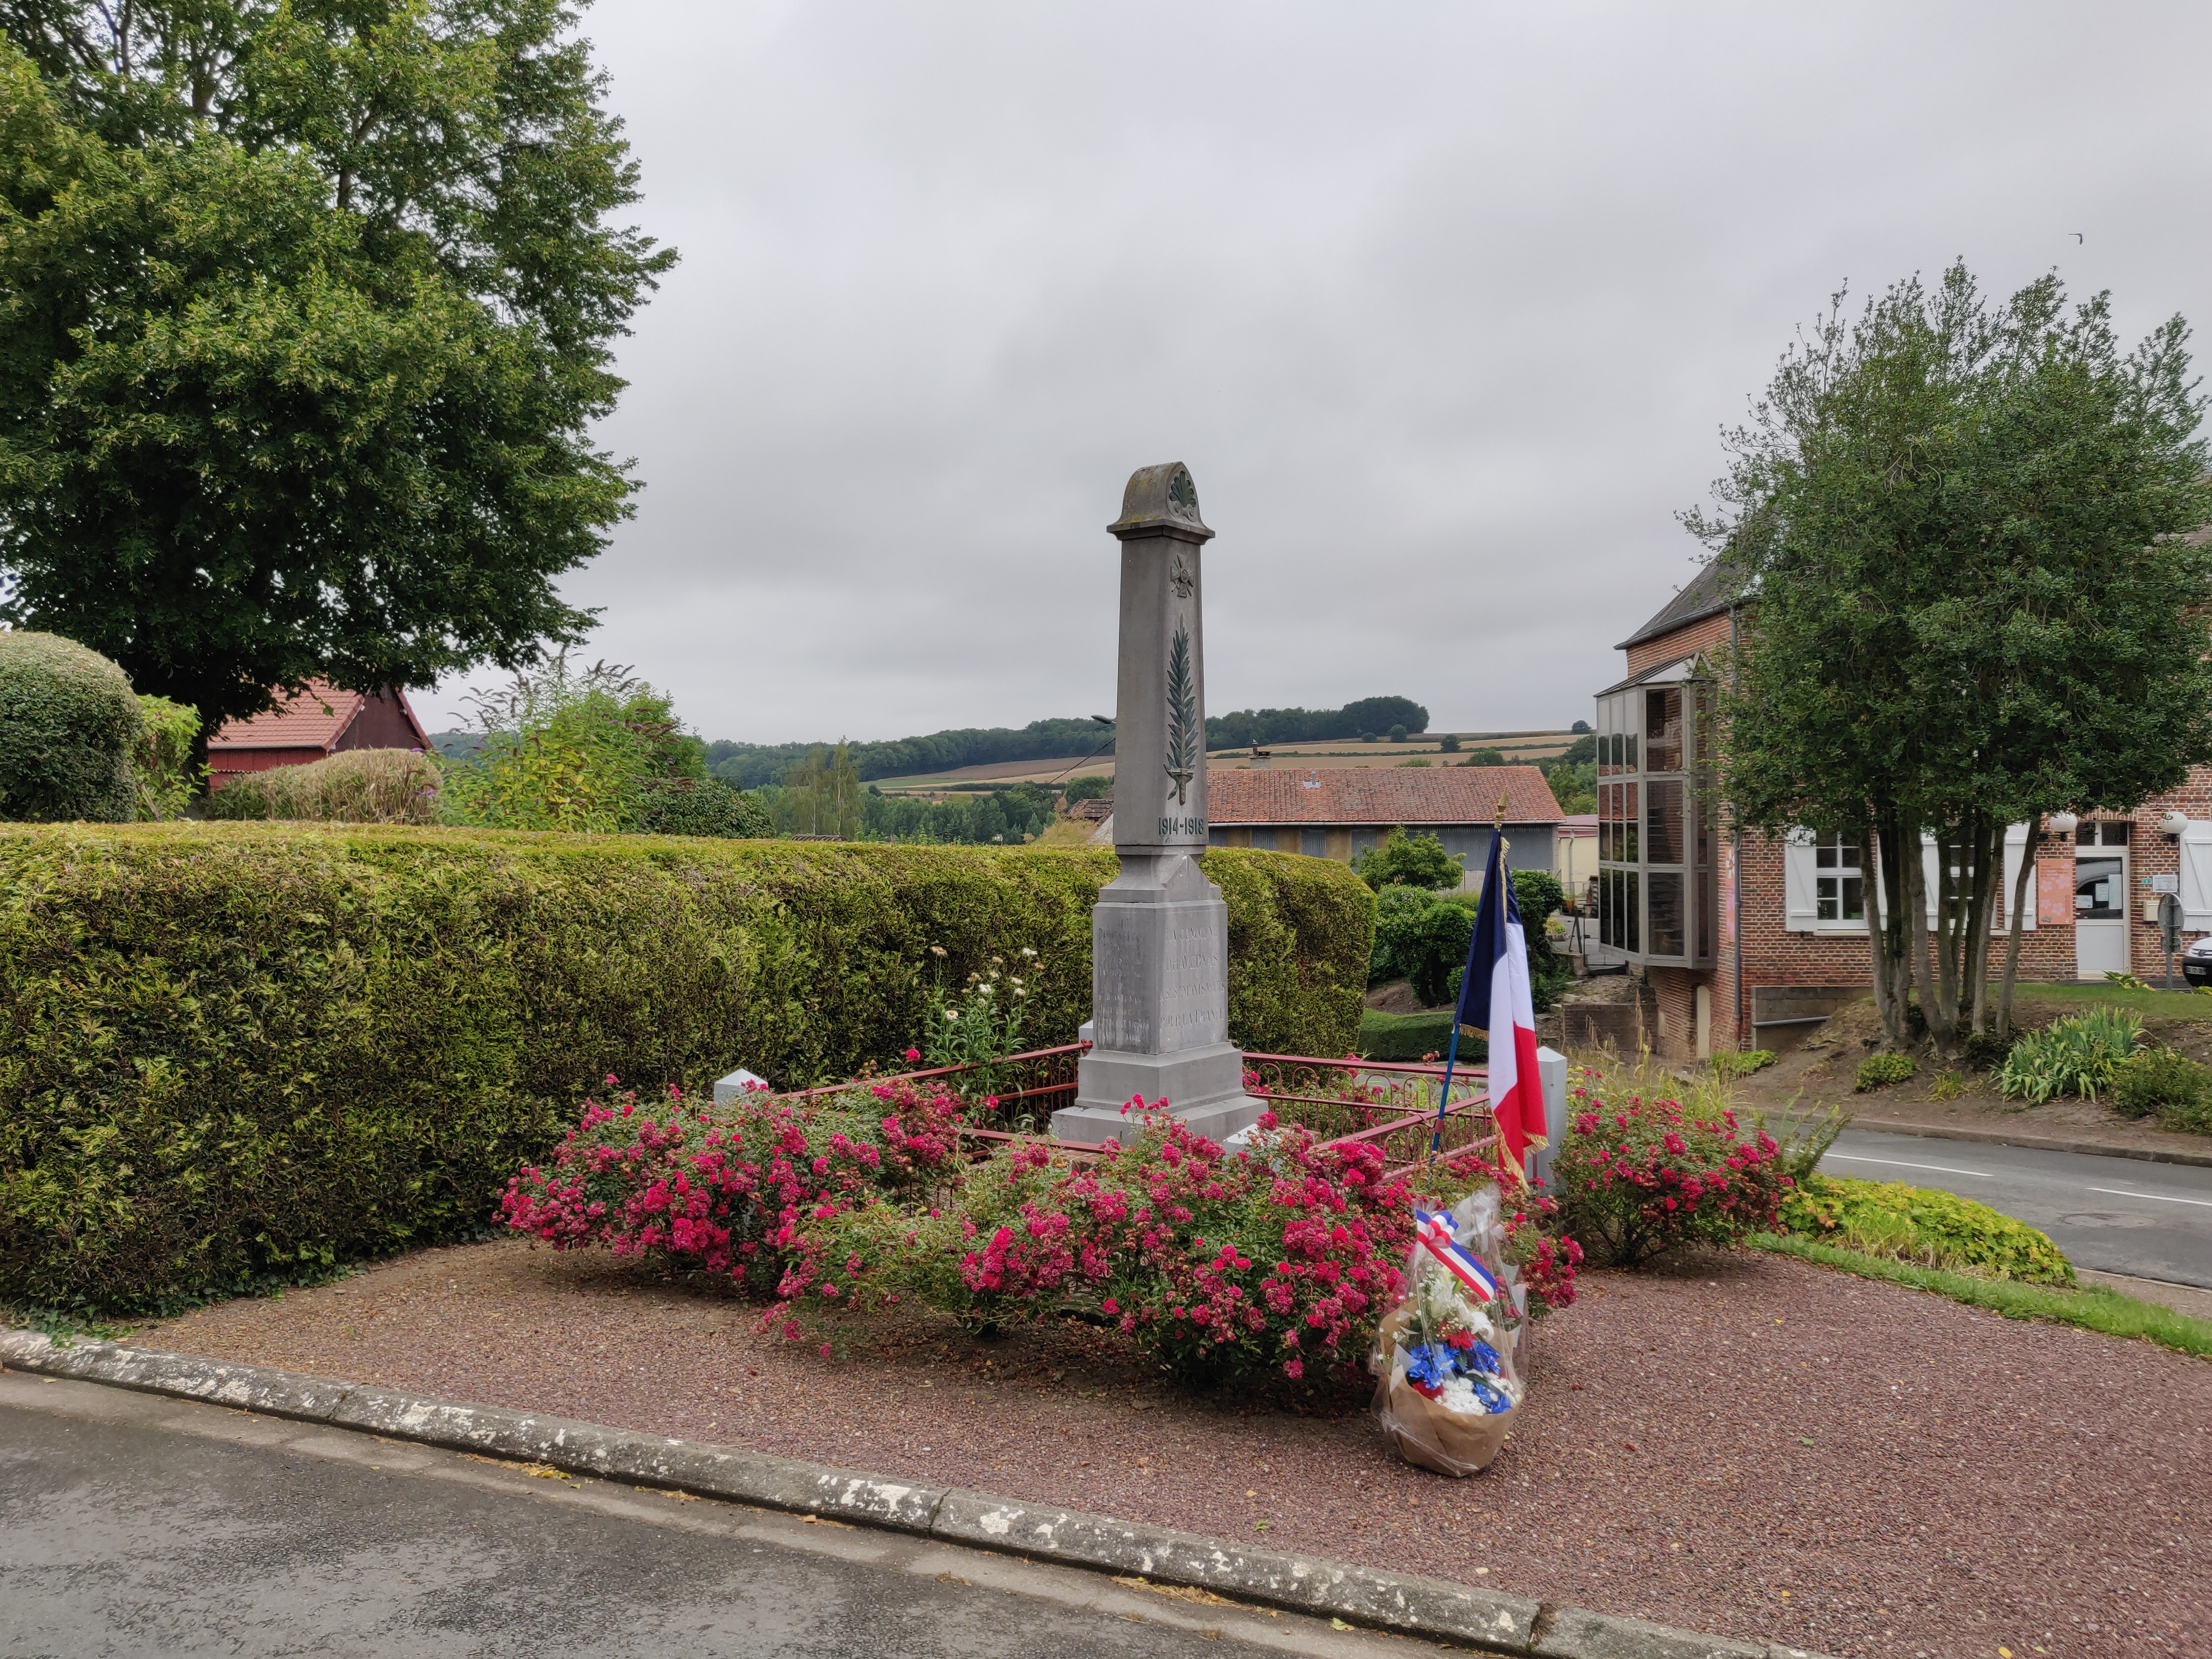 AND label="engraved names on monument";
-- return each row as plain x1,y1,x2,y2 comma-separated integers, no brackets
1050,463,1263,1146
